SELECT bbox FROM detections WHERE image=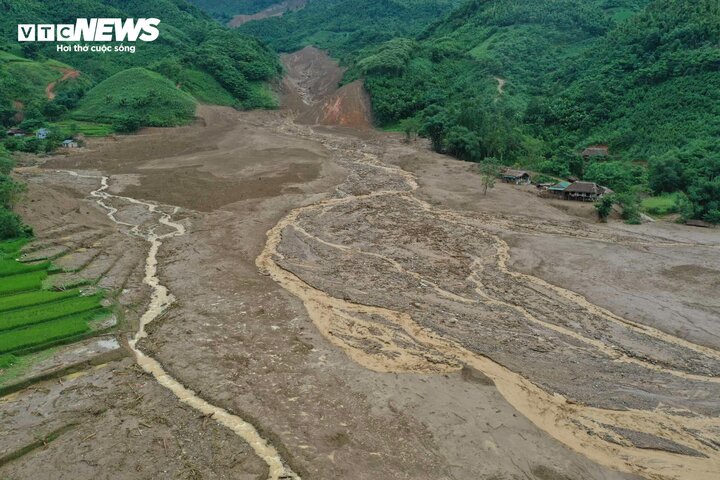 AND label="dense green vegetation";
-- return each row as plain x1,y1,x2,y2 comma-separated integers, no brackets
0,314,91,354
189,0,285,22
0,149,29,239
0,288,80,312
238,0,462,62
0,240,110,359
71,68,197,129
235,0,717,223
0,0,281,136
0,293,104,331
